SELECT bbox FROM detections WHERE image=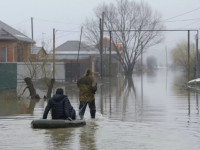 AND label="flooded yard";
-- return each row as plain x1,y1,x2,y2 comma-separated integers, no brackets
0,69,200,150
